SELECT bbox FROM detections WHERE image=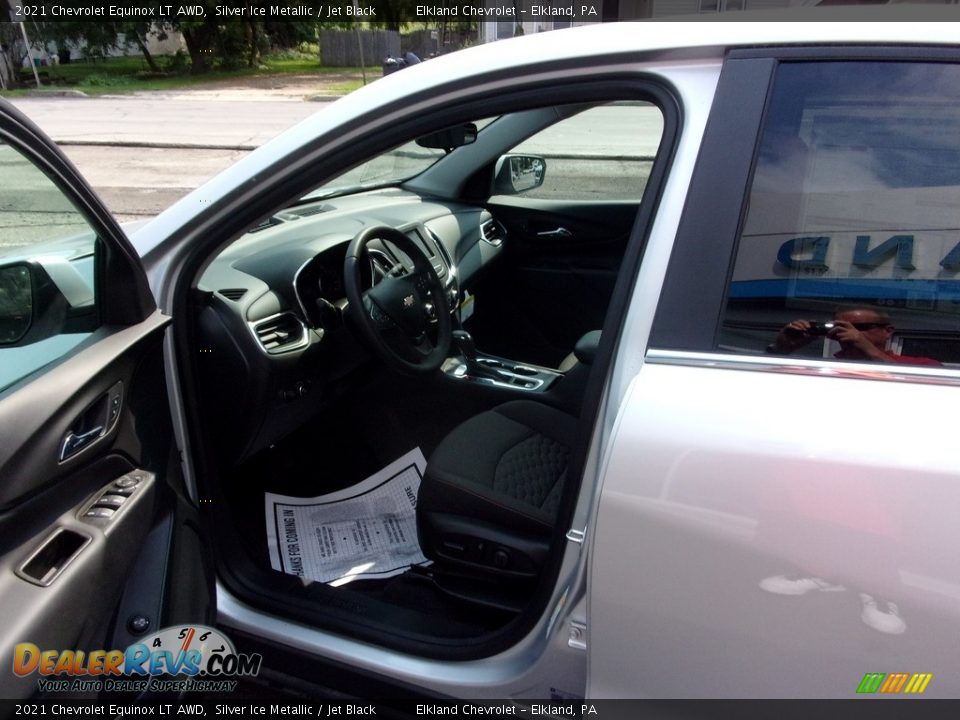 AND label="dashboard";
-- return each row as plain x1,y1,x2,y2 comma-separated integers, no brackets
195,188,506,462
